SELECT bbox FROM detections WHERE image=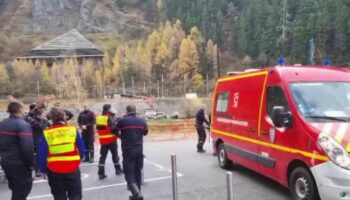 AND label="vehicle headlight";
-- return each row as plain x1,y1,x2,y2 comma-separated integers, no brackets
318,133,350,170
